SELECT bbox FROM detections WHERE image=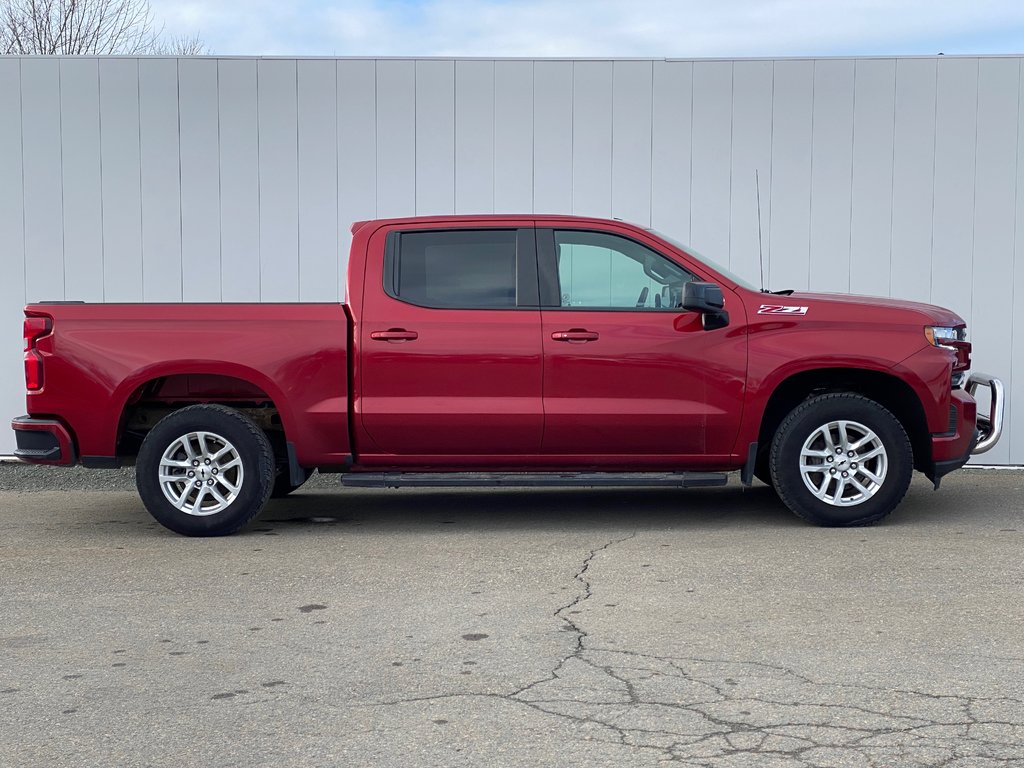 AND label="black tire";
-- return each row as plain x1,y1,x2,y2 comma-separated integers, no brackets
769,393,913,527
136,404,275,536
271,470,309,498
